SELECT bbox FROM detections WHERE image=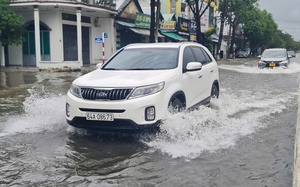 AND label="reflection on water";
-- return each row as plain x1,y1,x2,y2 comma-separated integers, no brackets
0,71,82,116
0,72,38,89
